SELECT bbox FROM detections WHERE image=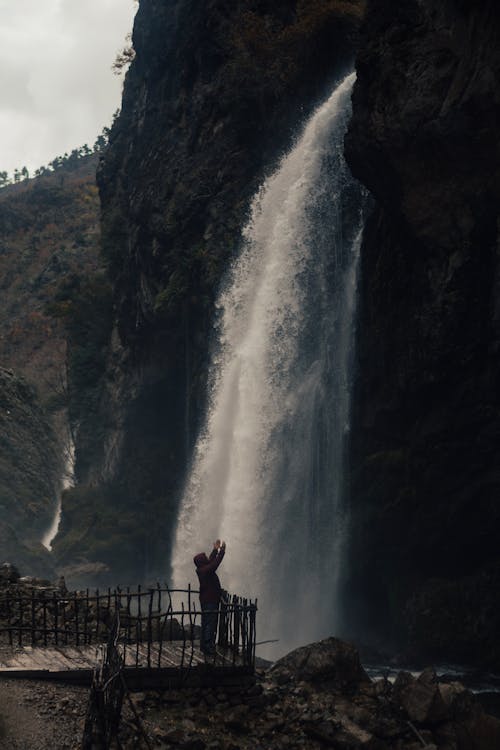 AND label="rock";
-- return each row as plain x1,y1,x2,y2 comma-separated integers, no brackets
162,727,187,744
270,638,370,689
344,0,500,671
336,715,377,748
246,683,263,697
224,717,250,735
180,740,206,750
397,676,448,725
438,682,469,717
0,563,20,583
461,709,500,750
130,692,146,708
